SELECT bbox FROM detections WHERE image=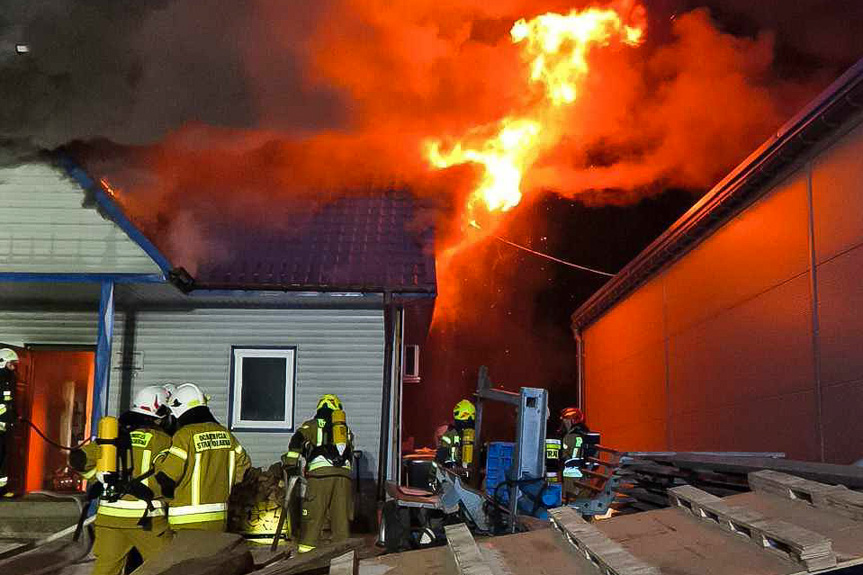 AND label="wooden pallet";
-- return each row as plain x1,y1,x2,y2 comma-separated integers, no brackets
356,471,863,575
